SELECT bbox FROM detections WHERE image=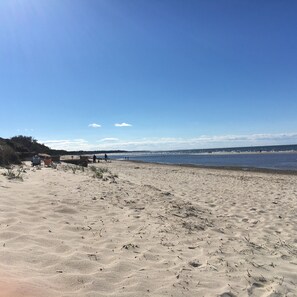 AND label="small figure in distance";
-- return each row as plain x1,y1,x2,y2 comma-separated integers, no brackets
32,155,41,166
44,156,52,167
104,153,108,162
93,154,97,163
